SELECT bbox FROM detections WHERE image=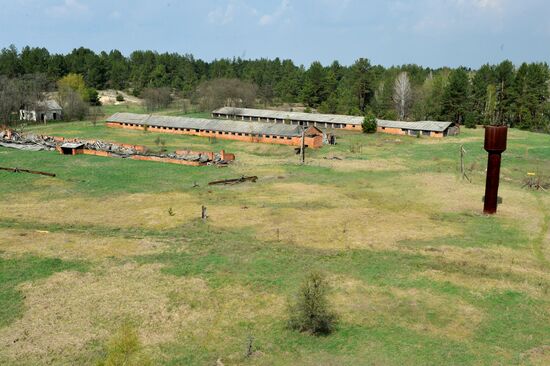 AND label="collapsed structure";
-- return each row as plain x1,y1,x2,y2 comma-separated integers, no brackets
0,129,234,166
106,113,324,148
212,107,459,138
